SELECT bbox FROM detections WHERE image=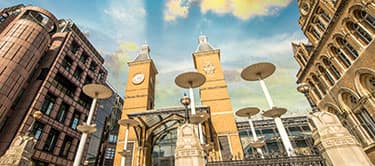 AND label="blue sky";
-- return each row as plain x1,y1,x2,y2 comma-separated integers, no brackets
1,0,310,120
